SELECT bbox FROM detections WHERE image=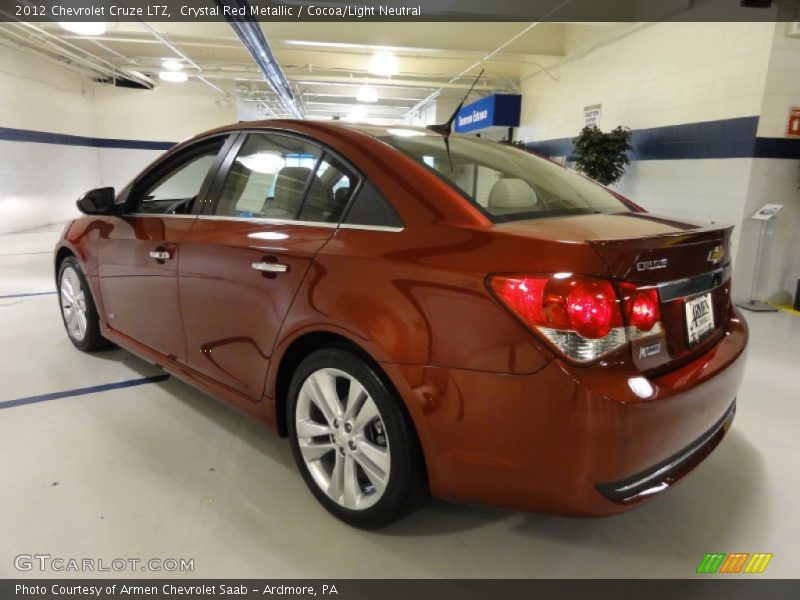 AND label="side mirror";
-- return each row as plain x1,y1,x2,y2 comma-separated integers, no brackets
76,187,116,215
